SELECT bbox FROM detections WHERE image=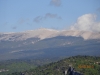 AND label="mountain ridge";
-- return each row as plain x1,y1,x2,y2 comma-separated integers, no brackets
0,28,100,41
